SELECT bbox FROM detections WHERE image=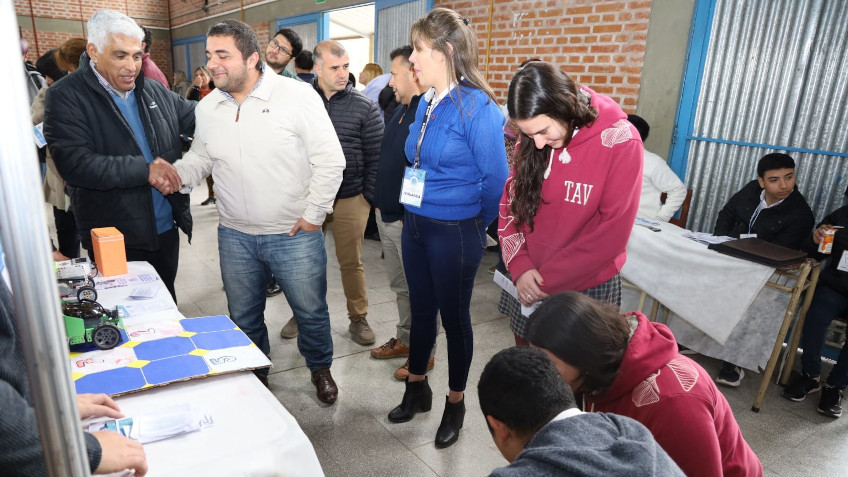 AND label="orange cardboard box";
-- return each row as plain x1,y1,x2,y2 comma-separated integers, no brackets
90,227,128,276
